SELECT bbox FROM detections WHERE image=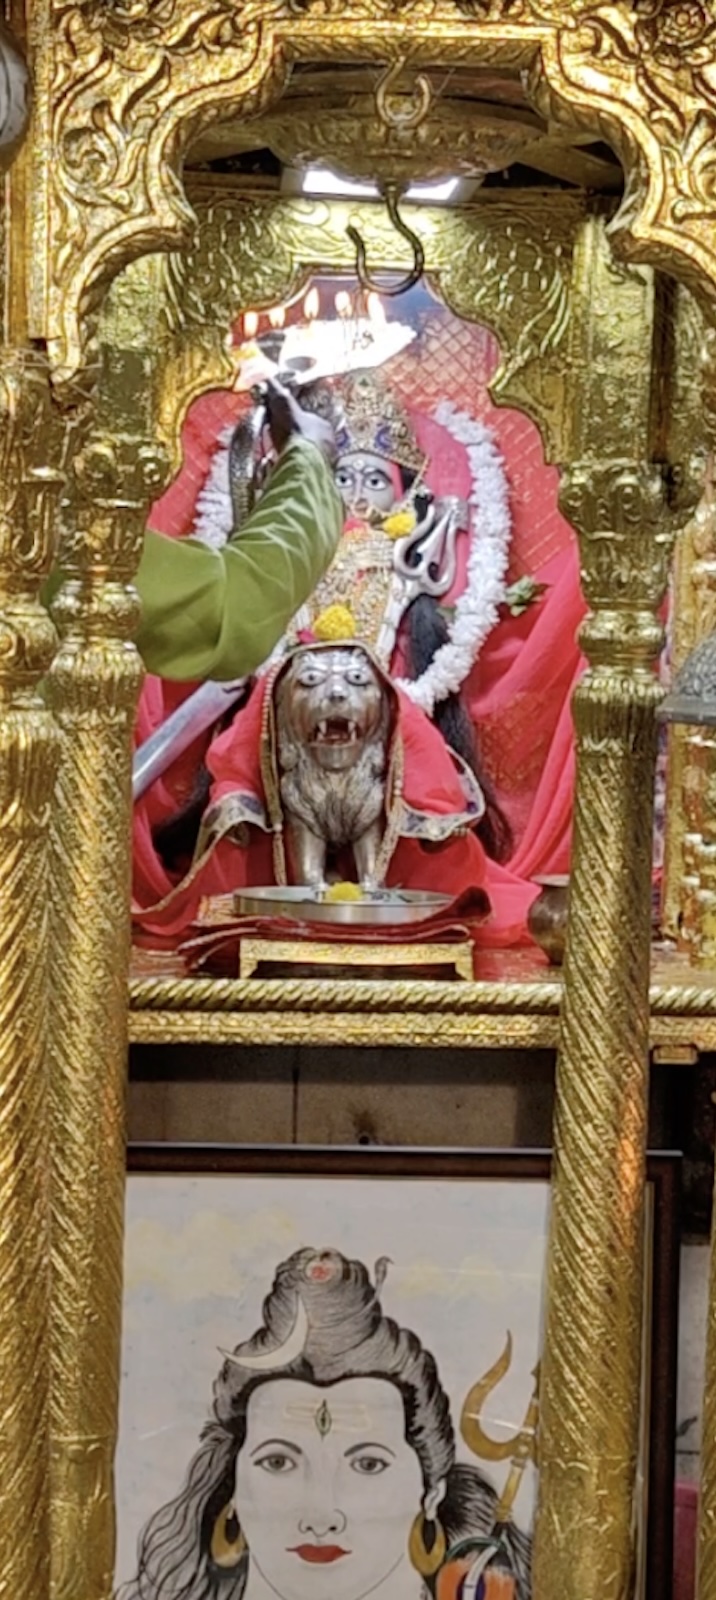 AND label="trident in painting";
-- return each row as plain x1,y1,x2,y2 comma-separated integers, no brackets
437,1334,539,1600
